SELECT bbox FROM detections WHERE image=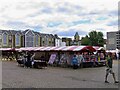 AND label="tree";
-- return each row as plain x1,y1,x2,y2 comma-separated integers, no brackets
88,30,104,46
81,31,104,46
81,35,90,45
